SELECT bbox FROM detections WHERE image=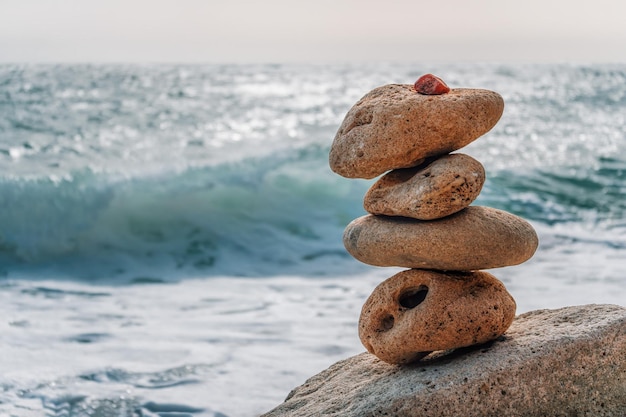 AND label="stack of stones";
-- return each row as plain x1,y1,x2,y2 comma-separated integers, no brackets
329,74,539,365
